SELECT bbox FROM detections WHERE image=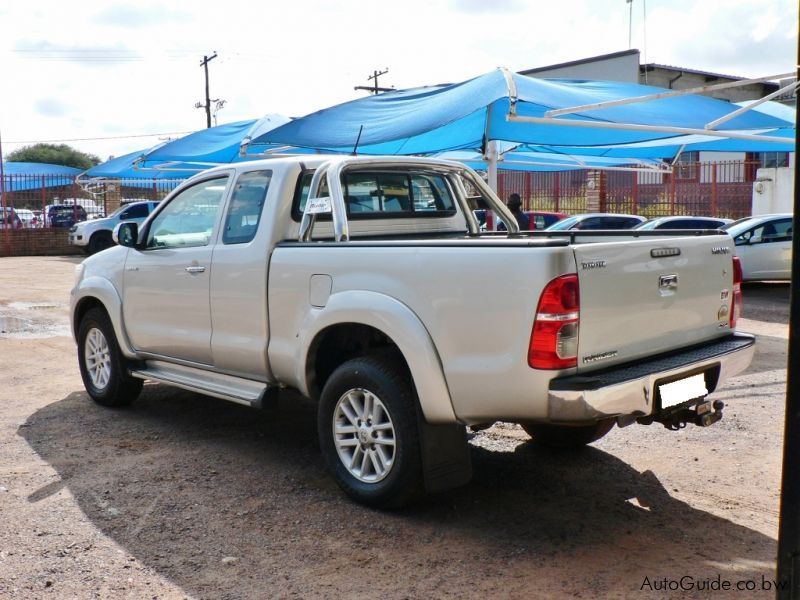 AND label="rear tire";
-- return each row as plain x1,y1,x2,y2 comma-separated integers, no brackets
318,354,423,508
87,232,114,255
522,419,615,449
77,307,142,407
